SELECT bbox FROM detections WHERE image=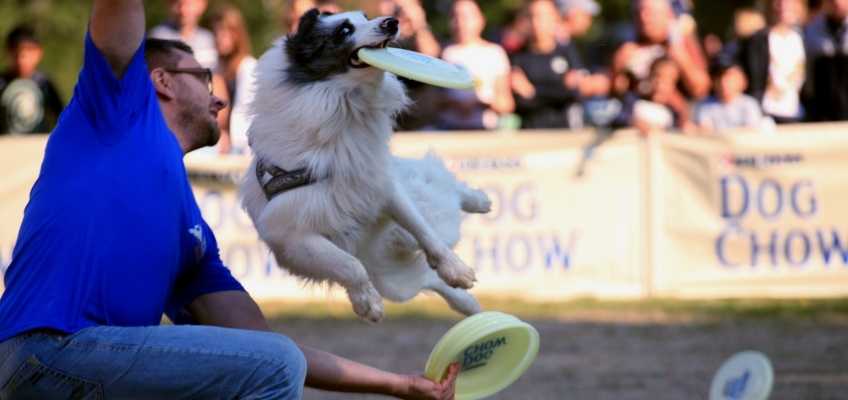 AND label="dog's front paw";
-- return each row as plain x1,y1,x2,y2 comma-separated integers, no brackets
462,189,492,214
430,251,477,289
347,283,384,323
